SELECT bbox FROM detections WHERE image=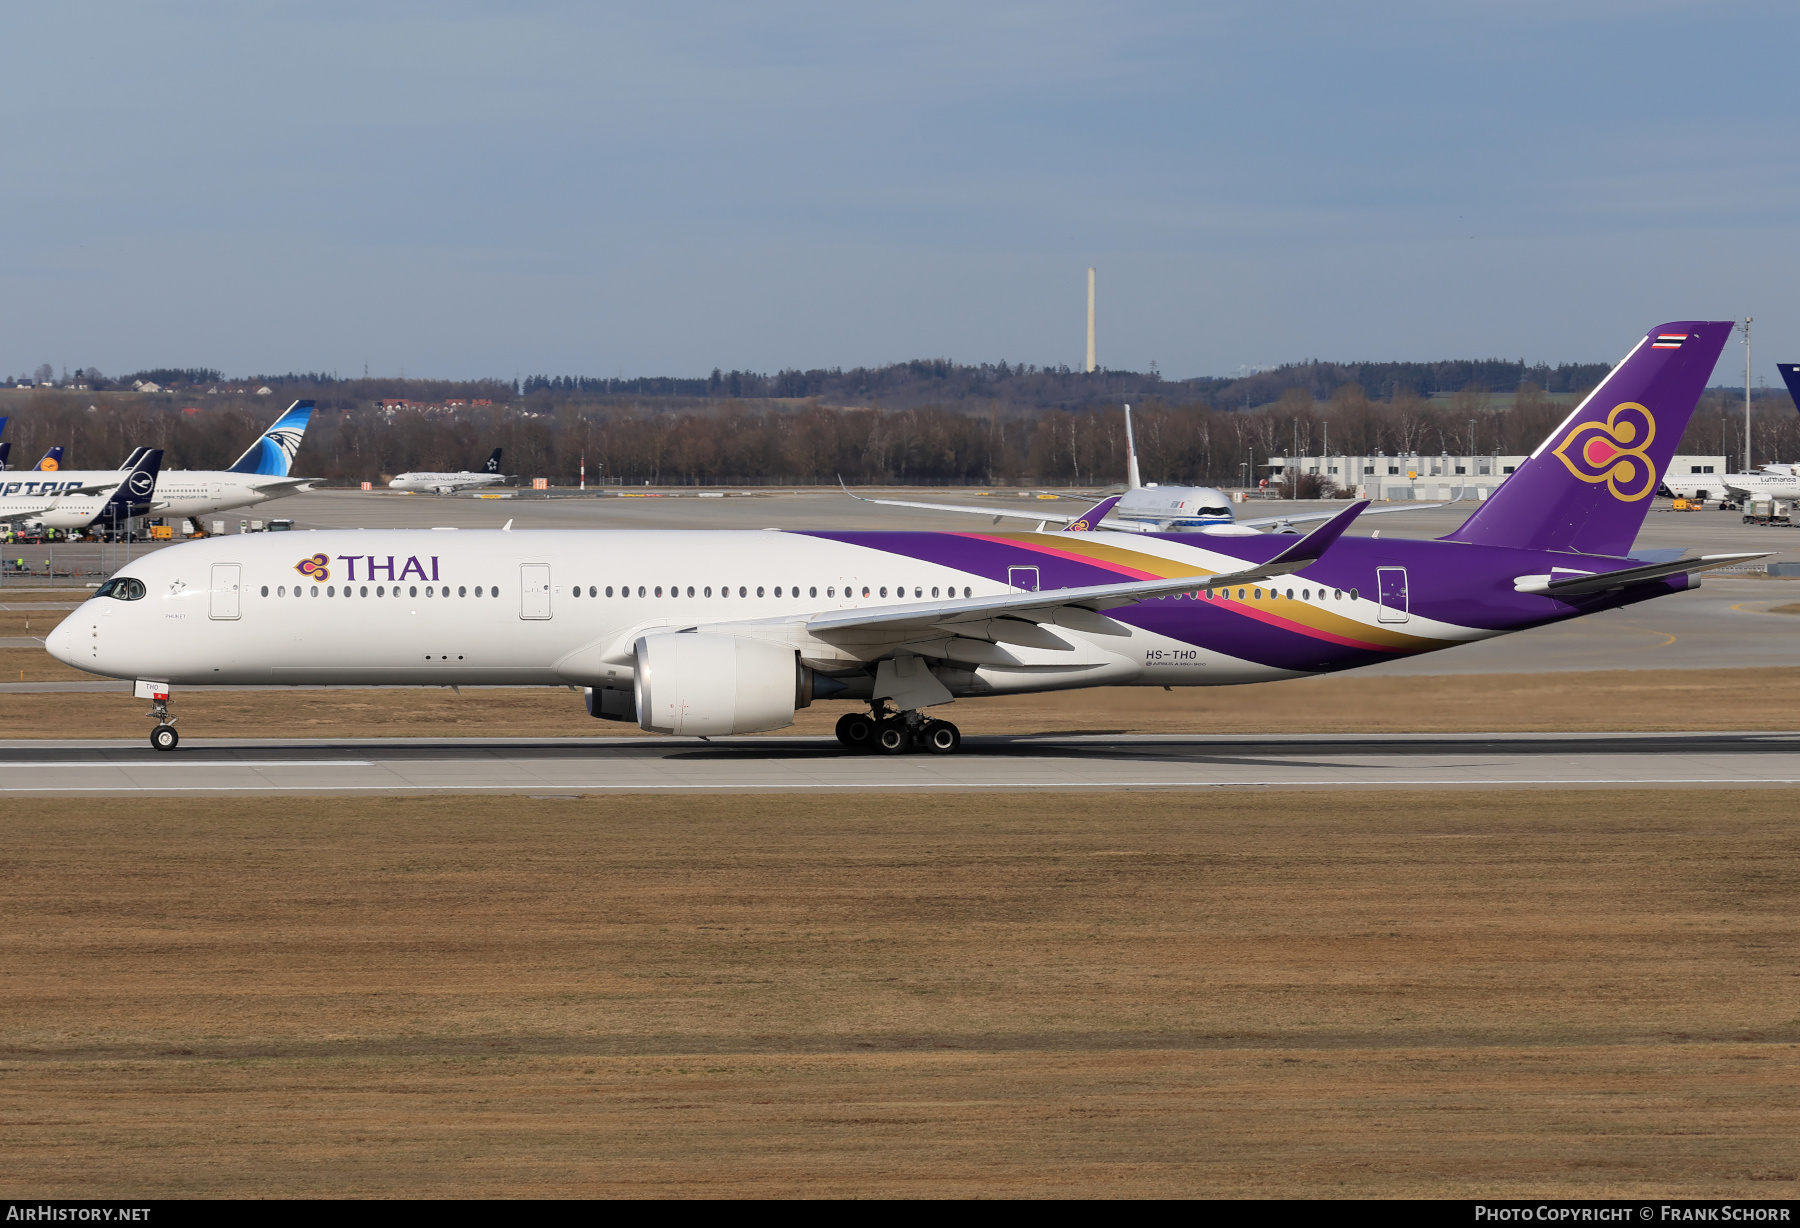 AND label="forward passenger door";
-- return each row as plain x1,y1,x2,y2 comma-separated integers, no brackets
519,563,552,619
